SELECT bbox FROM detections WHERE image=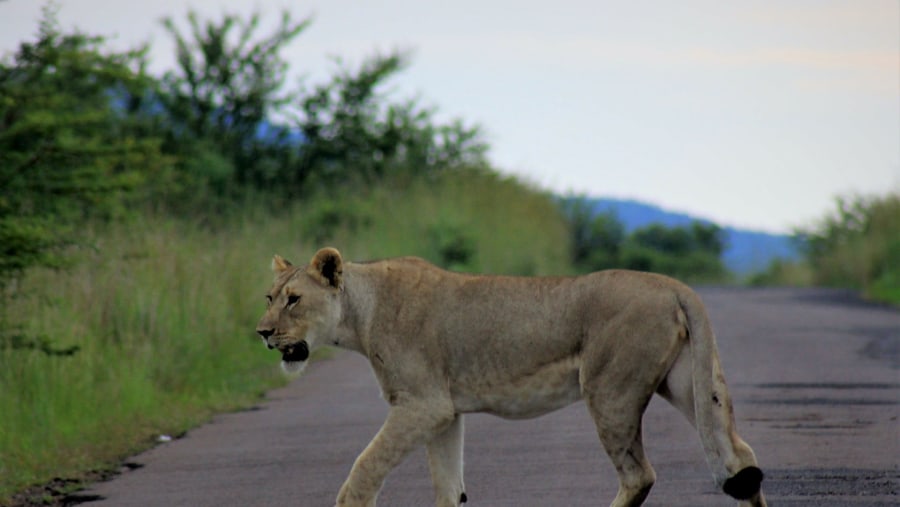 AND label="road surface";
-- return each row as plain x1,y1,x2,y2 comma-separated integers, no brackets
79,287,899,506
